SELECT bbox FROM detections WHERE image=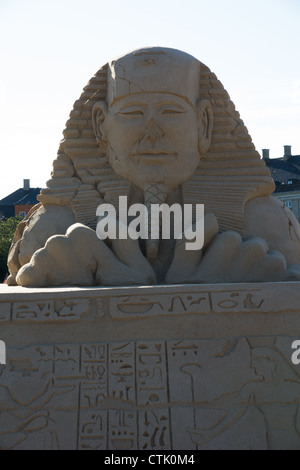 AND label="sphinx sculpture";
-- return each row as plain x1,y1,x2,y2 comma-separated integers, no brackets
7,47,300,287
